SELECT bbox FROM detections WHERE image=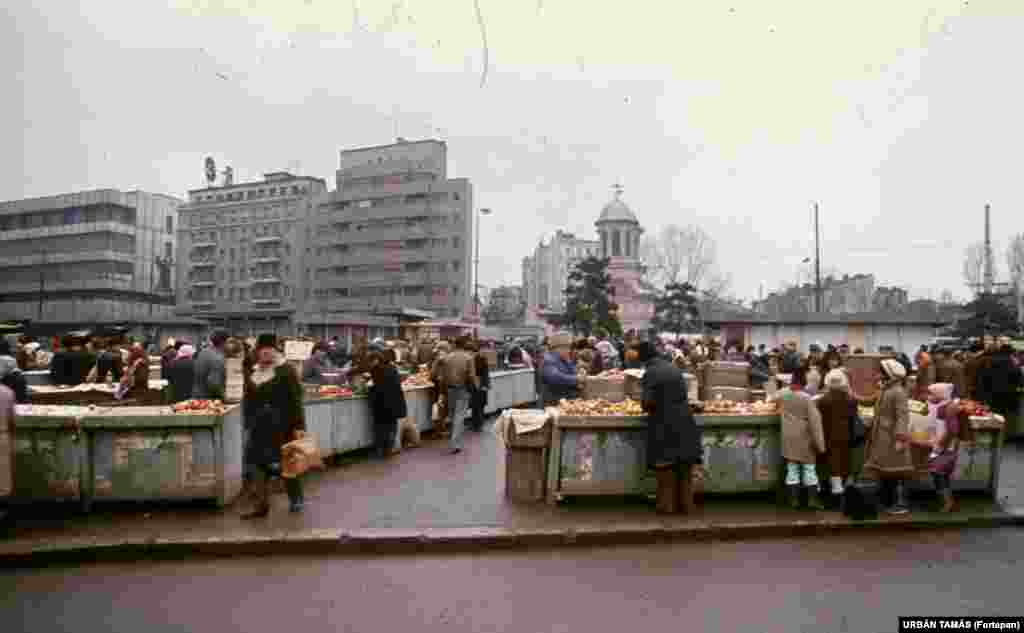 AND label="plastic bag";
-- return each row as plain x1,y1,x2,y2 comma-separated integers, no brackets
280,431,324,479
395,417,420,450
